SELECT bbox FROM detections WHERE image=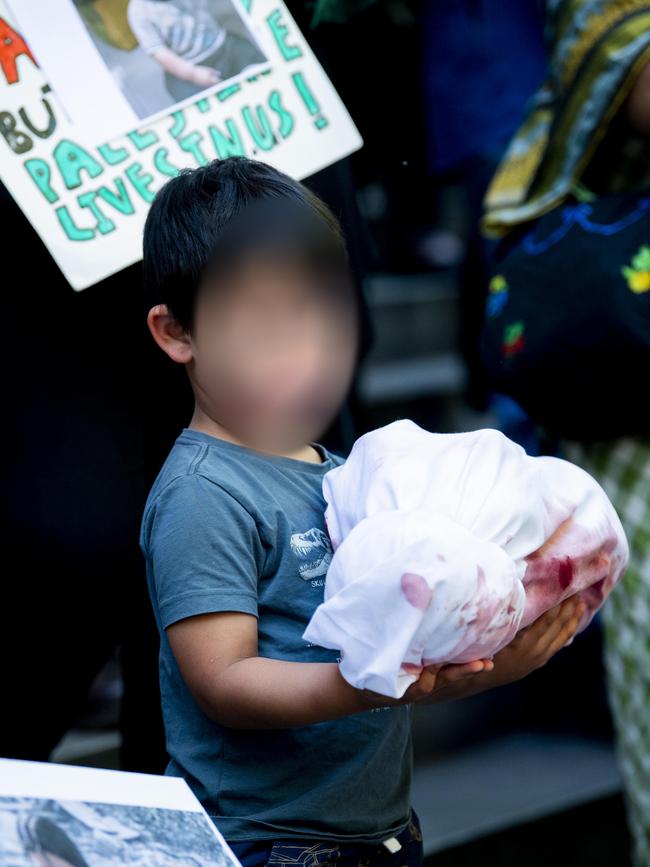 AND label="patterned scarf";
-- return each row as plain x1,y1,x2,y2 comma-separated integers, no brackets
483,0,650,236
